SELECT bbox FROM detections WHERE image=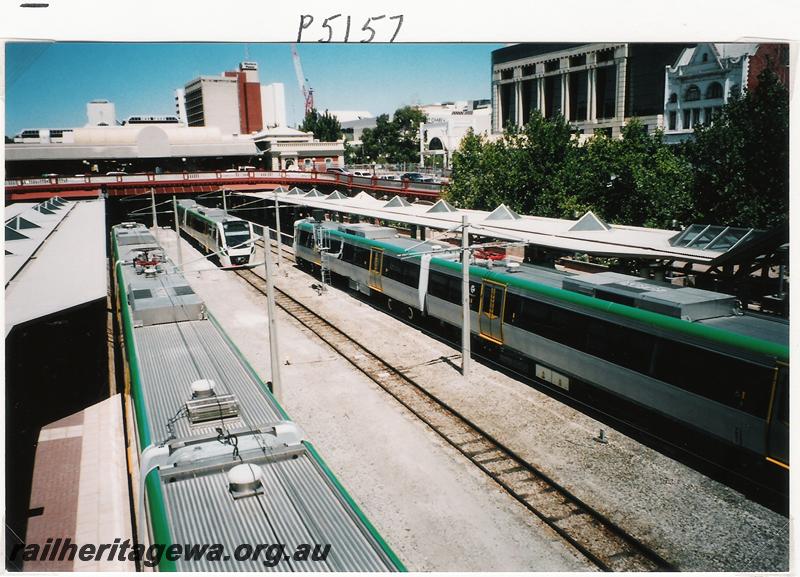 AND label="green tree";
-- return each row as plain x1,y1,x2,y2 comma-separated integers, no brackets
447,113,693,229
446,112,580,216
360,114,397,164
299,109,343,142
391,105,427,163
359,106,427,164
580,120,693,228
687,68,789,228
